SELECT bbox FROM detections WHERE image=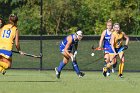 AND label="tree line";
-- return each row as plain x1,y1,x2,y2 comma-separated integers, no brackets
0,0,140,35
